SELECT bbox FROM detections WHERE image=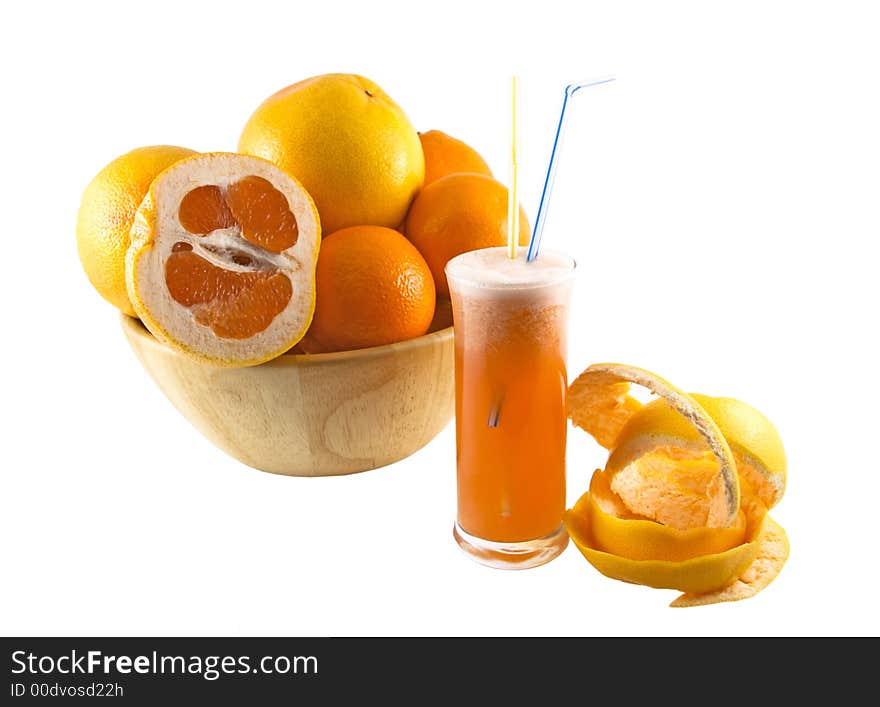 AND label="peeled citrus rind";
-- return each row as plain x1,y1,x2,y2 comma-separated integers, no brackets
567,366,642,449
564,489,766,594
565,363,789,605
568,364,740,527
607,395,786,512
691,395,786,509
670,516,789,607
126,152,320,367
588,470,748,562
